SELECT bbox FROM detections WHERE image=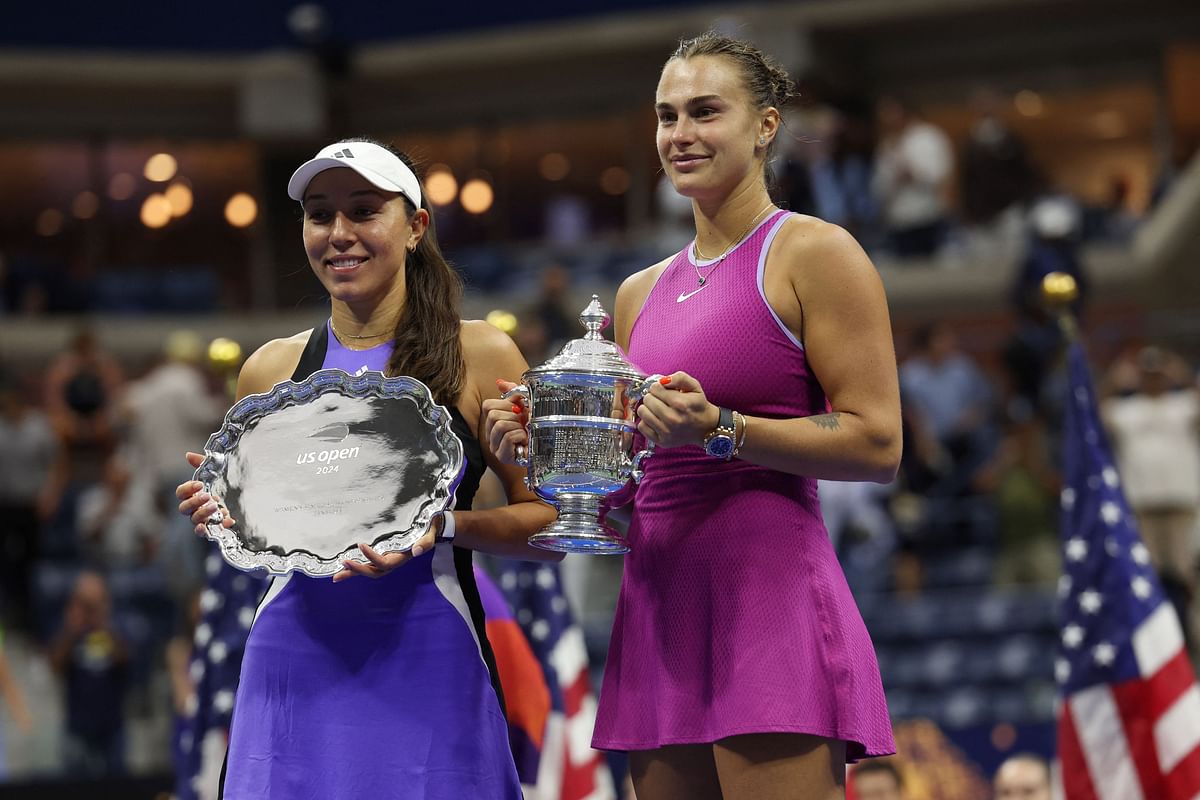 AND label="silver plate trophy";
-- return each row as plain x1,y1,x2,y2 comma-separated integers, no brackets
504,296,657,554
193,369,464,577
